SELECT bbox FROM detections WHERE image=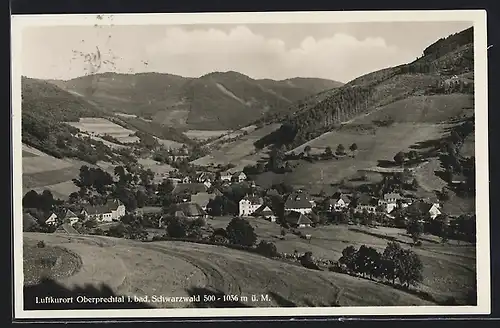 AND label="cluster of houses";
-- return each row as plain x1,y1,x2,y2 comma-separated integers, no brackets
23,199,127,234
